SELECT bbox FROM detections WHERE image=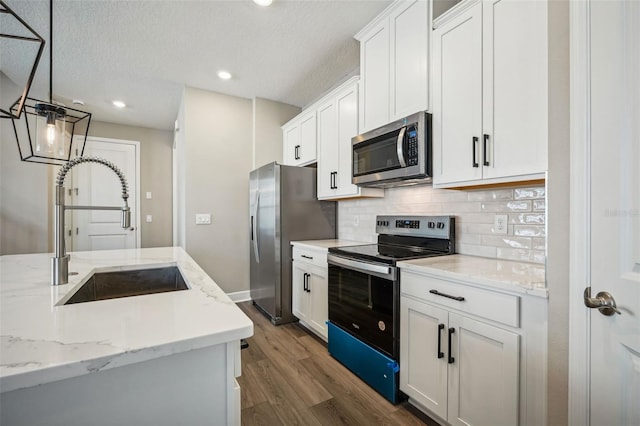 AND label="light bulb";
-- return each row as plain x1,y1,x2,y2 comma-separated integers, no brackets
47,123,57,145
